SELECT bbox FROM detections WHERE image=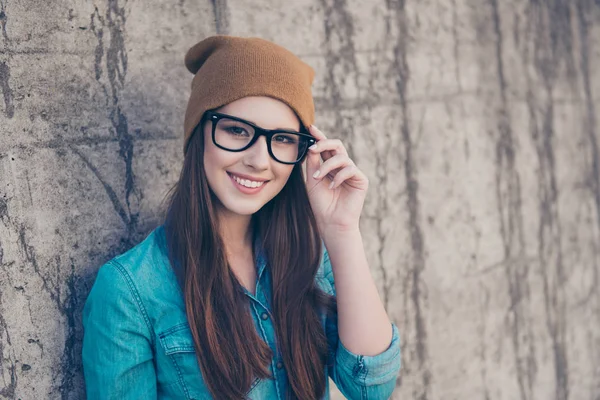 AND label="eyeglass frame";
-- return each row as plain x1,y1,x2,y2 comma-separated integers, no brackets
201,110,316,165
